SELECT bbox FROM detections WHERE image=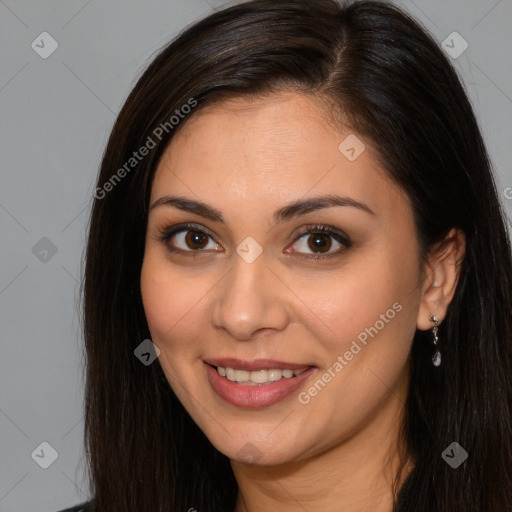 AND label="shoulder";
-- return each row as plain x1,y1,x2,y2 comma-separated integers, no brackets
55,502,92,512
